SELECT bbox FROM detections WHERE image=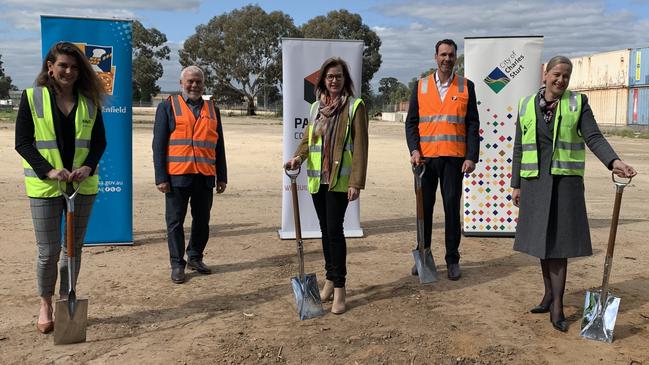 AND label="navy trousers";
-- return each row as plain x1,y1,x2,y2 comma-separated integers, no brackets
165,178,213,269
418,156,464,265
